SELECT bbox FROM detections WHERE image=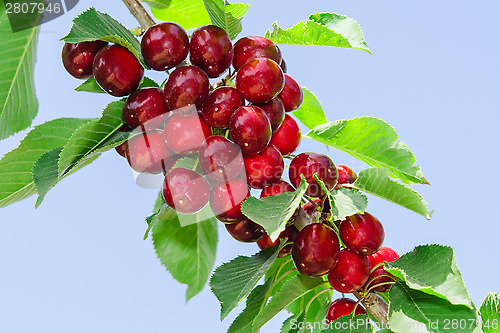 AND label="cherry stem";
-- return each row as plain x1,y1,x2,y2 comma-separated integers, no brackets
259,267,296,313
369,261,386,274
304,286,332,316
365,281,396,294
364,273,396,290
123,0,156,31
